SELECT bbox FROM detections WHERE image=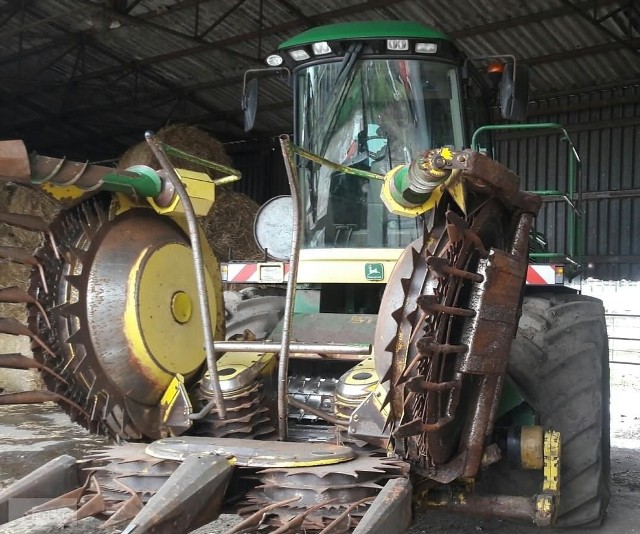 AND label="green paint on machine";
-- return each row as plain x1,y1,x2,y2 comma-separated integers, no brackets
365,263,384,281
